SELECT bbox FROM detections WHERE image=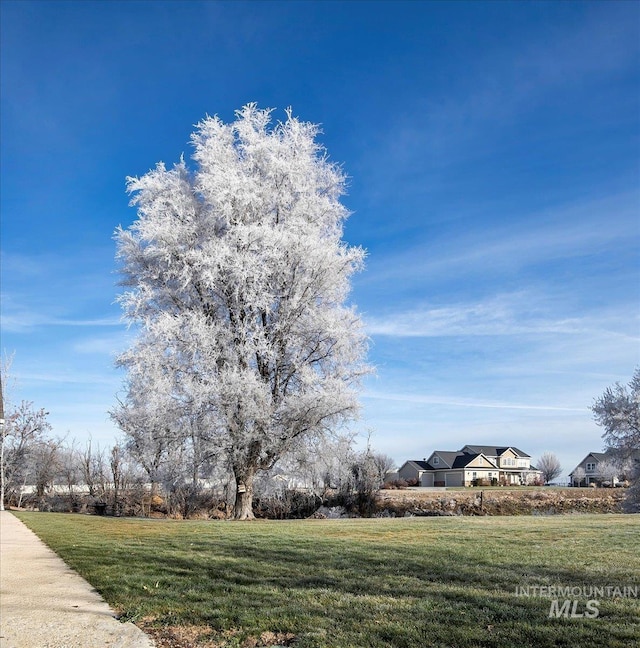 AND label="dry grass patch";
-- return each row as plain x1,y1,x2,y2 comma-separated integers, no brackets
144,624,296,648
